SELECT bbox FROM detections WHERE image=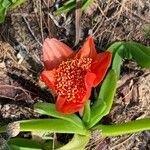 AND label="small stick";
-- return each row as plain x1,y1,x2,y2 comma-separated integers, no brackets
74,0,82,46
22,15,42,47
